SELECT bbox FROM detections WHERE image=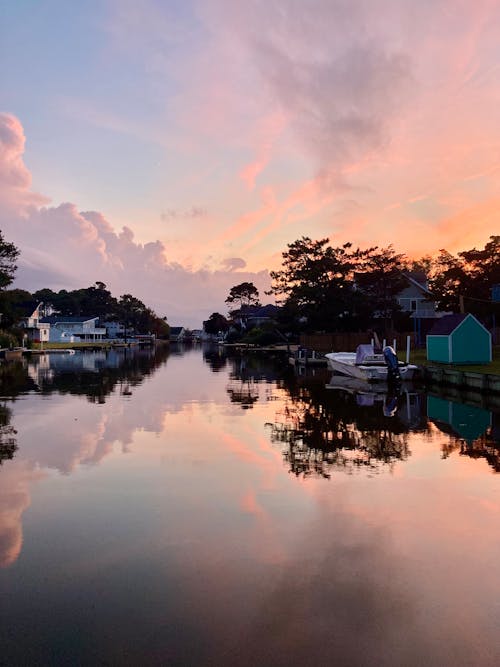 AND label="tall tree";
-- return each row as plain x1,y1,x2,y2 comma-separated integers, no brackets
459,235,500,302
0,231,19,289
268,237,356,331
353,245,409,326
426,249,469,312
225,282,261,325
203,312,229,335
